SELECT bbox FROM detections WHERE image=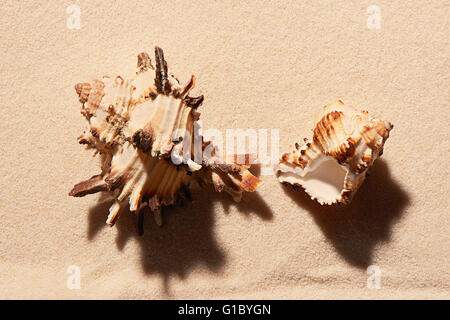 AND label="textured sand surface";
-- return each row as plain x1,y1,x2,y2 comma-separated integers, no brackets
0,1,449,299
